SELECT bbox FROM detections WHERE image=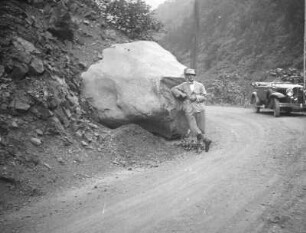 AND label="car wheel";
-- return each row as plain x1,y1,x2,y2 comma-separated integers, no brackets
254,105,260,113
252,97,260,113
273,98,280,117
